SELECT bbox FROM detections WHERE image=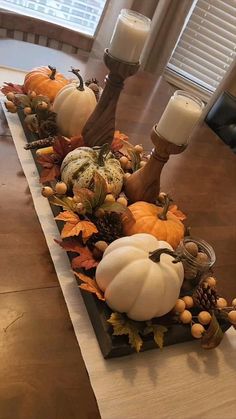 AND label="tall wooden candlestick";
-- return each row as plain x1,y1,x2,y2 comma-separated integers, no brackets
82,49,140,147
124,125,187,203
